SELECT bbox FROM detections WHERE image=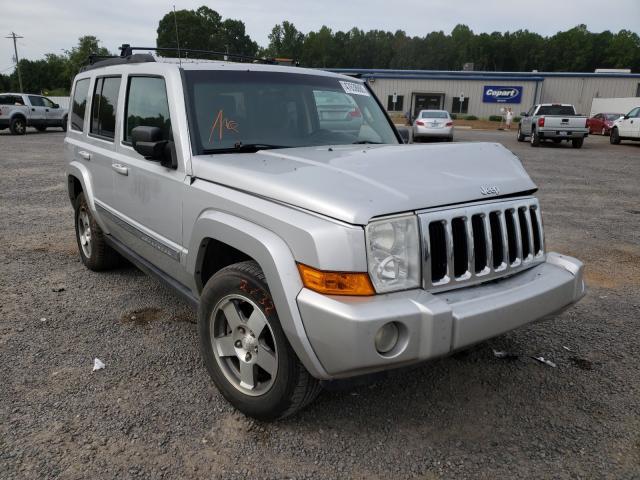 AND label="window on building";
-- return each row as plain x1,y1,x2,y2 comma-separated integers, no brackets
387,95,404,111
71,79,90,132
451,97,469,114
91,76,121,139
124,76,172,144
